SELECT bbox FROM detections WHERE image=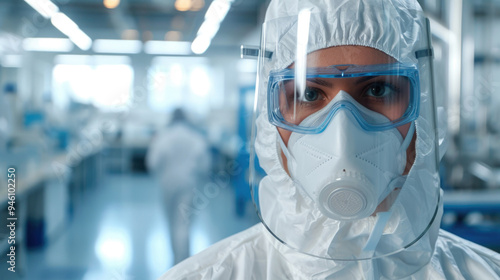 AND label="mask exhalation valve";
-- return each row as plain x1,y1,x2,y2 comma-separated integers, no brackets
318,173,377,220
